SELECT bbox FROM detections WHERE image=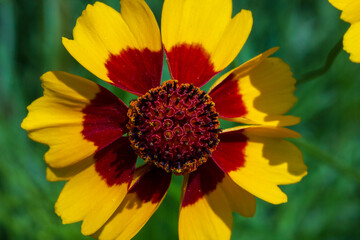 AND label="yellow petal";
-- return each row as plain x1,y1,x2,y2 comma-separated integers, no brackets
344,22,360,63
179,173,232,240
221,125,302,138
162,0,252,85
329,0,353,11
46,155,93,182
340,0,360,23
21,71,128,168
55,164,128,235
63,2,136,83
212,10,253,71
95,166,171,240
210,48,278,90
162,0,232,56
220,175,256,217
21,72,98,167
120,0,161,51
63,2,162,95
55,138,137,235
209,49,299,126
213,126,307,205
